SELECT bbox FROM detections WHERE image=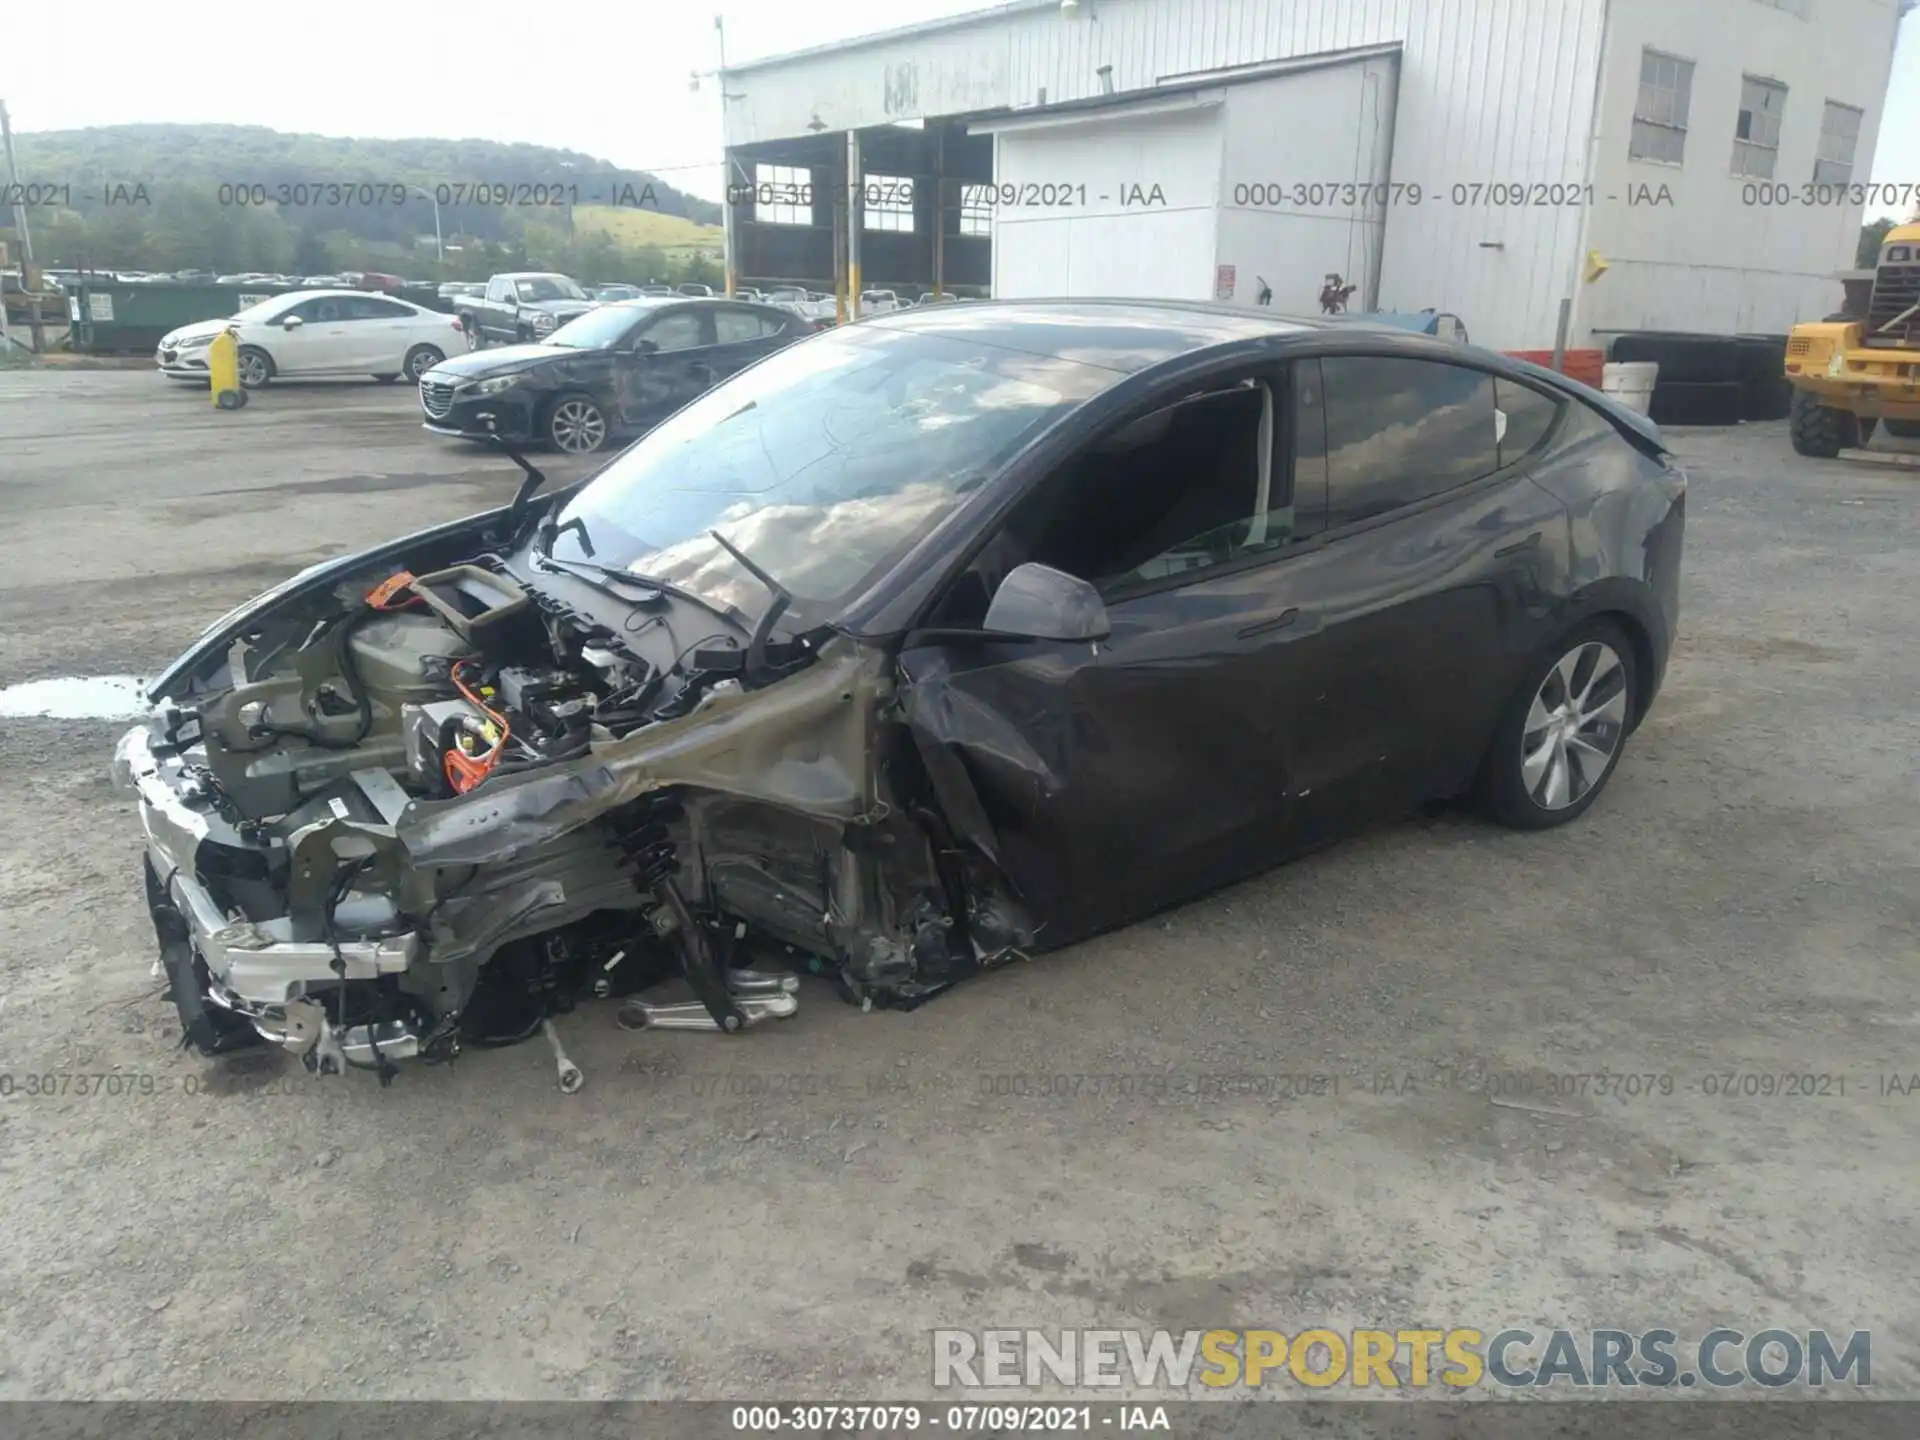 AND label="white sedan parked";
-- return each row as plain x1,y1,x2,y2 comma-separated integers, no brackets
155,290,467,388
